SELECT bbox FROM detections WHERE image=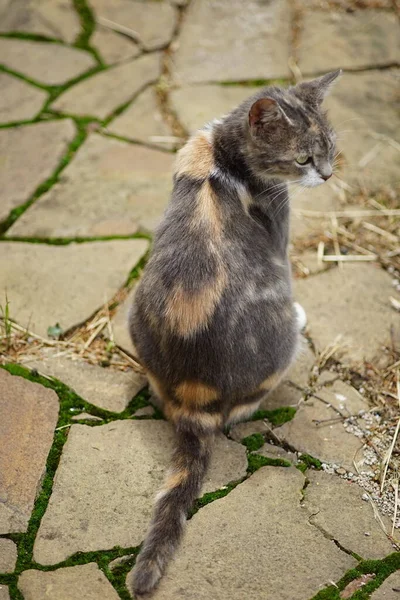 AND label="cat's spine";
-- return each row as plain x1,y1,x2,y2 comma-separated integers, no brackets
132,420,214,595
